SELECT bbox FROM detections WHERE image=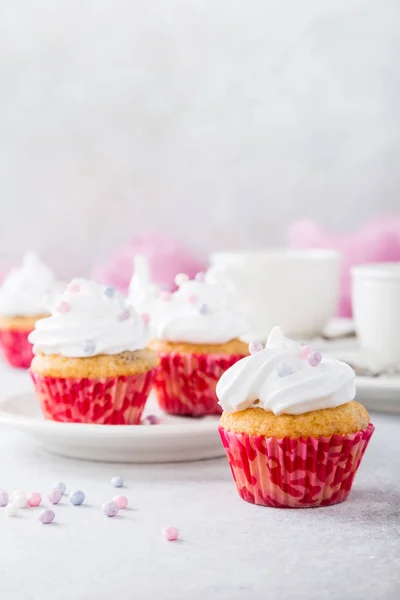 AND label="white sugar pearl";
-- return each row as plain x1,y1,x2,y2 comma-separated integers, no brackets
5,503,19,517
11,490,27,508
